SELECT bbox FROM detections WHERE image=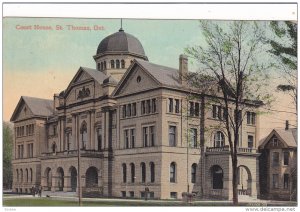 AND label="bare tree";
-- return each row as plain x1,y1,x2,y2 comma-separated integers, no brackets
186,21,272,205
